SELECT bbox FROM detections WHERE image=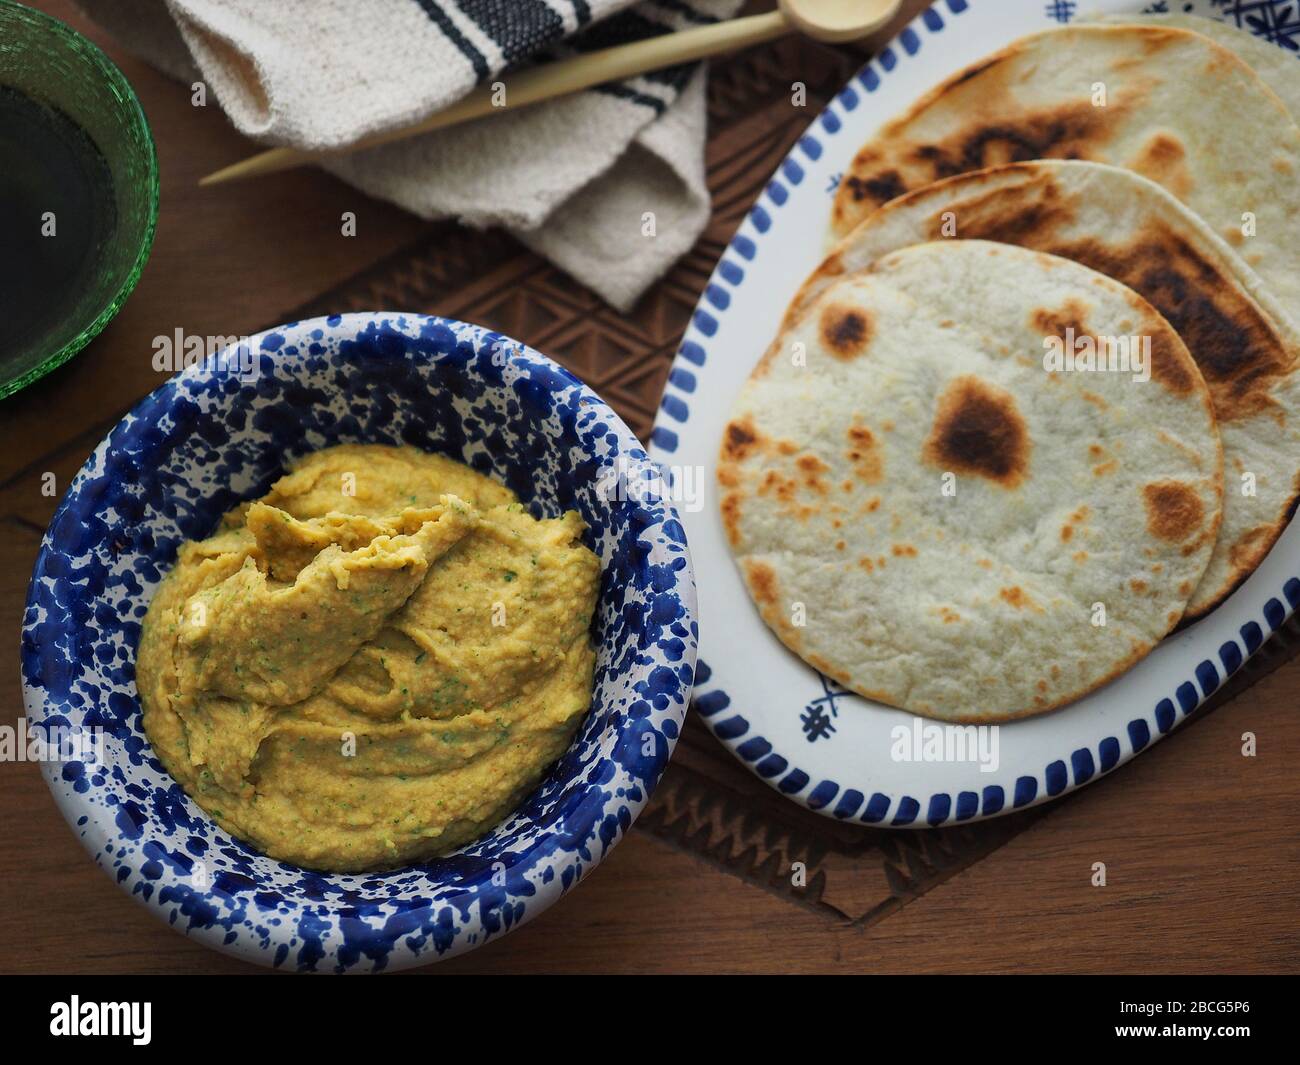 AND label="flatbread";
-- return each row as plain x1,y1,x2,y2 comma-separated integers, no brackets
831,25,1300,317
718,240,1223,722
804,160,1300,617
1089,13,1300,122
